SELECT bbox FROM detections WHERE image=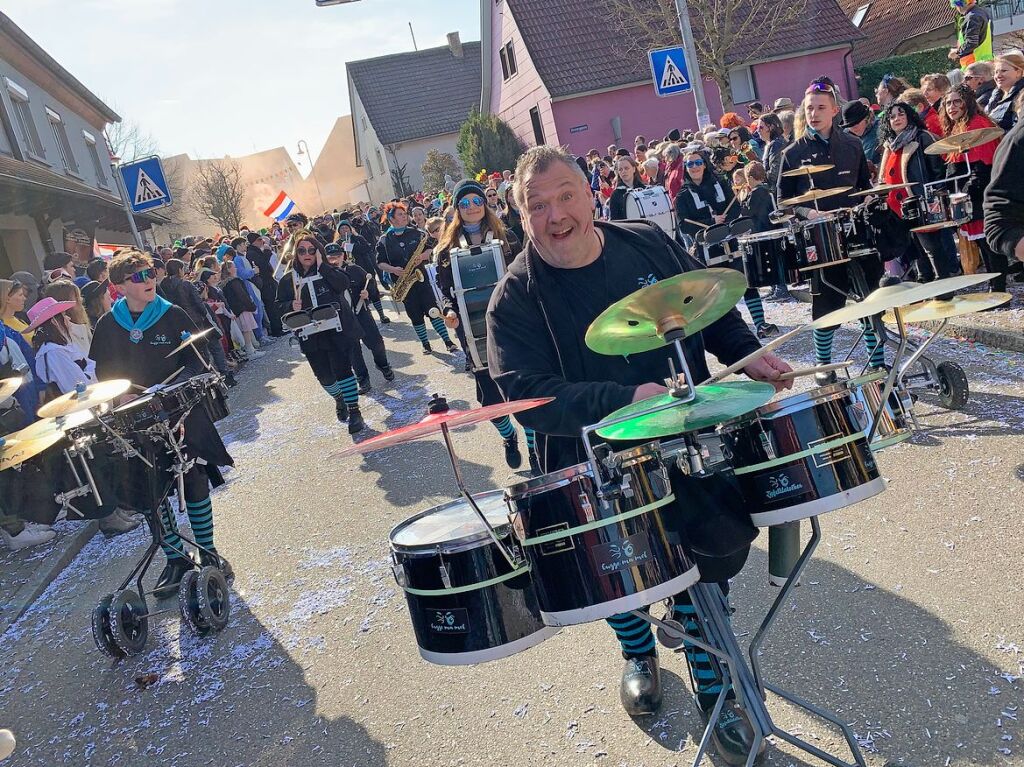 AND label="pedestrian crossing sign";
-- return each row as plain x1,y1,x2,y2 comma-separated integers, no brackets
649,46,692,97
118,156,173,214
